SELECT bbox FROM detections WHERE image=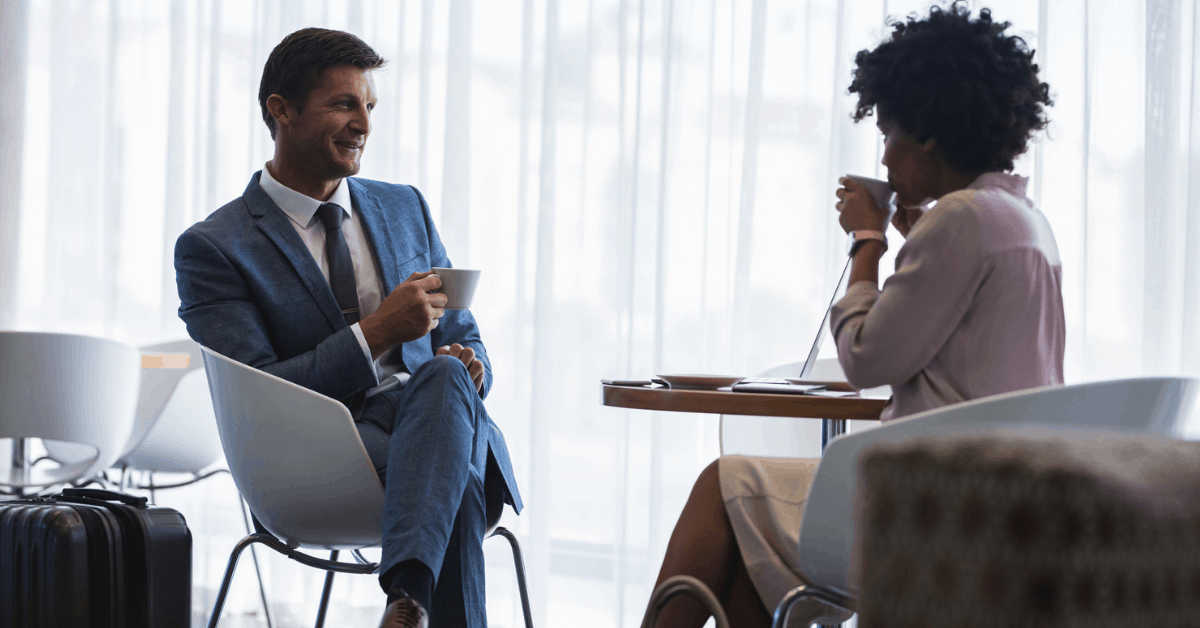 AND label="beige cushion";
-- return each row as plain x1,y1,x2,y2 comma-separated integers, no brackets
854,430,1200,628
